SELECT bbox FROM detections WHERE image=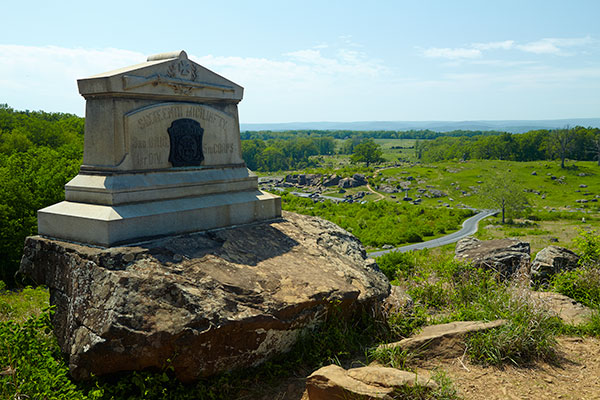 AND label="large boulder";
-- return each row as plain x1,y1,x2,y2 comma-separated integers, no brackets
19,211,389,382
322,174,340,187
455,237,530,278
530,245,580,285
